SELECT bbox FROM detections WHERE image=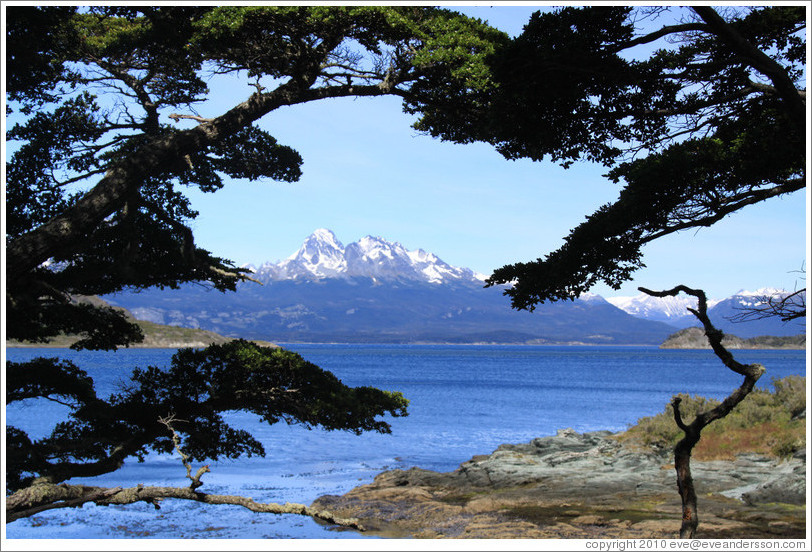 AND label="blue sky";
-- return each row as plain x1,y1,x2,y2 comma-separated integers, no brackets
182,4,808,299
